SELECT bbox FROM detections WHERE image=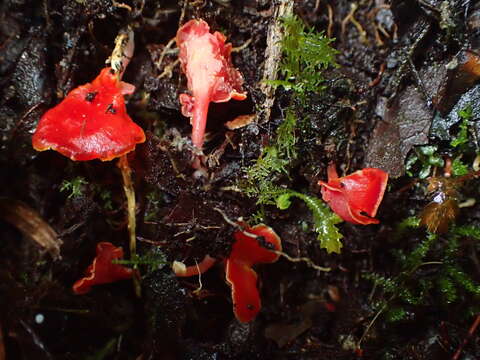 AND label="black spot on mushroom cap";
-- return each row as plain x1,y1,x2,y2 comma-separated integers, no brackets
256,235,275,250
106,104,116,114
85,92,98,102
